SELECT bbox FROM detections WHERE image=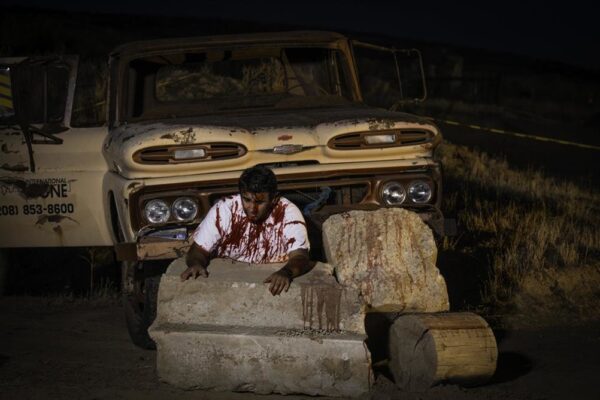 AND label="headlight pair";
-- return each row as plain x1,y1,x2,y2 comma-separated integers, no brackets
145,197,198,224
381,180,432,206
